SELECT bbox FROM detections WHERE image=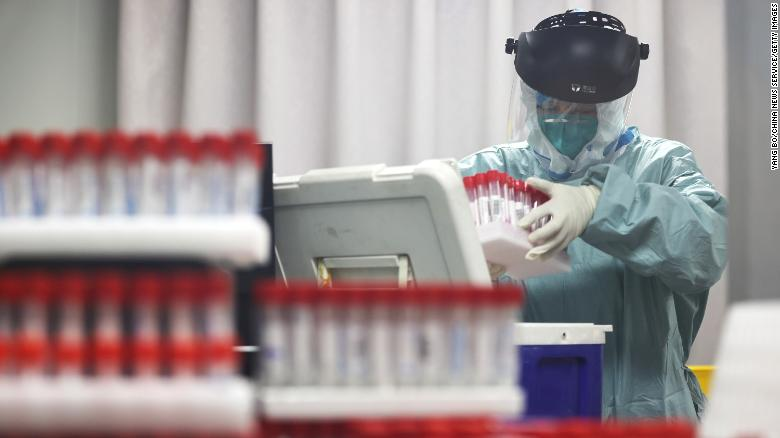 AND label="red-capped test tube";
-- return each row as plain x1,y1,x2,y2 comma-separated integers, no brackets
202,134,233,215
41,133,72,216
169,270,199,376
100,131,134,215
132,271,162,377
168,131,204,215
486,170,503,223
72,131,102,215
202,270,236,376
136,133,169,215
231,131,264,216
18,271,54,375
475,173,490,225
55,271,87,376
463,176,479,226
258,282,289,386
93,270,125,377
6,133,44,217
